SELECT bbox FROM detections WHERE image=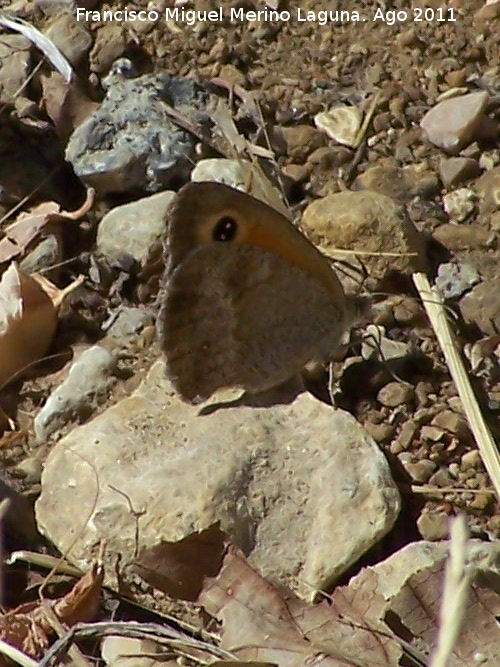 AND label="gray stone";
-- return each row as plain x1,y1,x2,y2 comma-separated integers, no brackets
97,190,175,264
420,91,489,154
443,187,475,221
19,235,61,274
378,382,414,408
435,262,480,299
36,361,400,601
105,307,154,346
66,65,212,194
34,345,118,442
417,511,450,541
